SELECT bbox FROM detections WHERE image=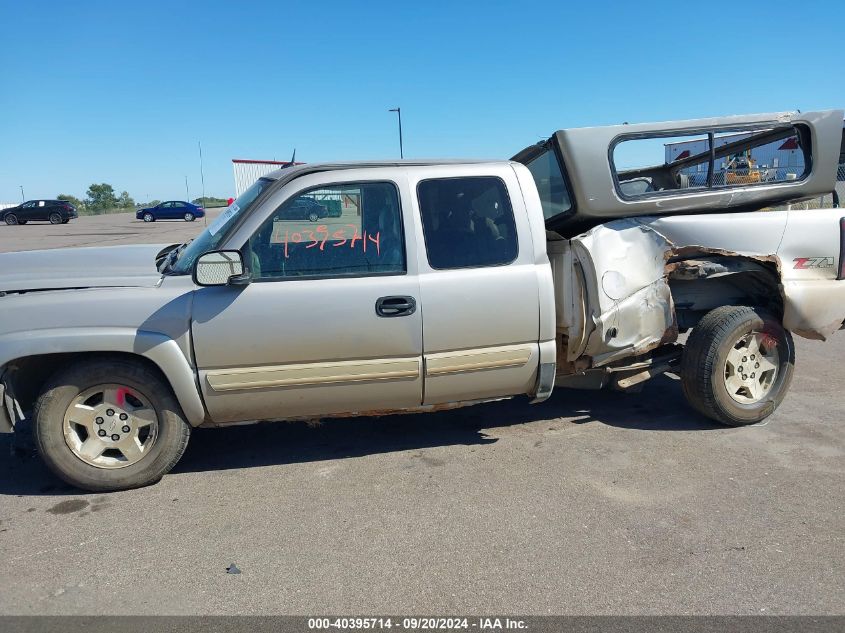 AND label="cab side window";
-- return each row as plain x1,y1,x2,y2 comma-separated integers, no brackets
417,176,518,270
248,182,405,279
